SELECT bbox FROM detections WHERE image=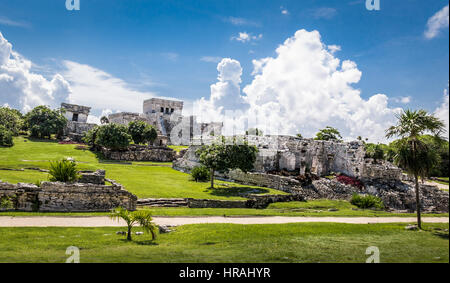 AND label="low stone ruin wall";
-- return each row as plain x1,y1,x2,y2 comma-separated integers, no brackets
137,194,303,209
101,146,176,162
0,180,137,212
219,171,449,212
